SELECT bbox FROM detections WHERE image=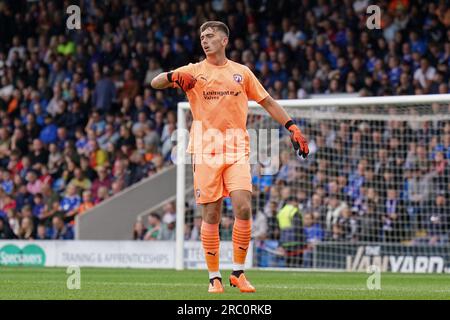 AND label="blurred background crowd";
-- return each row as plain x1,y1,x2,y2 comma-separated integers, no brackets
0,0,448,251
